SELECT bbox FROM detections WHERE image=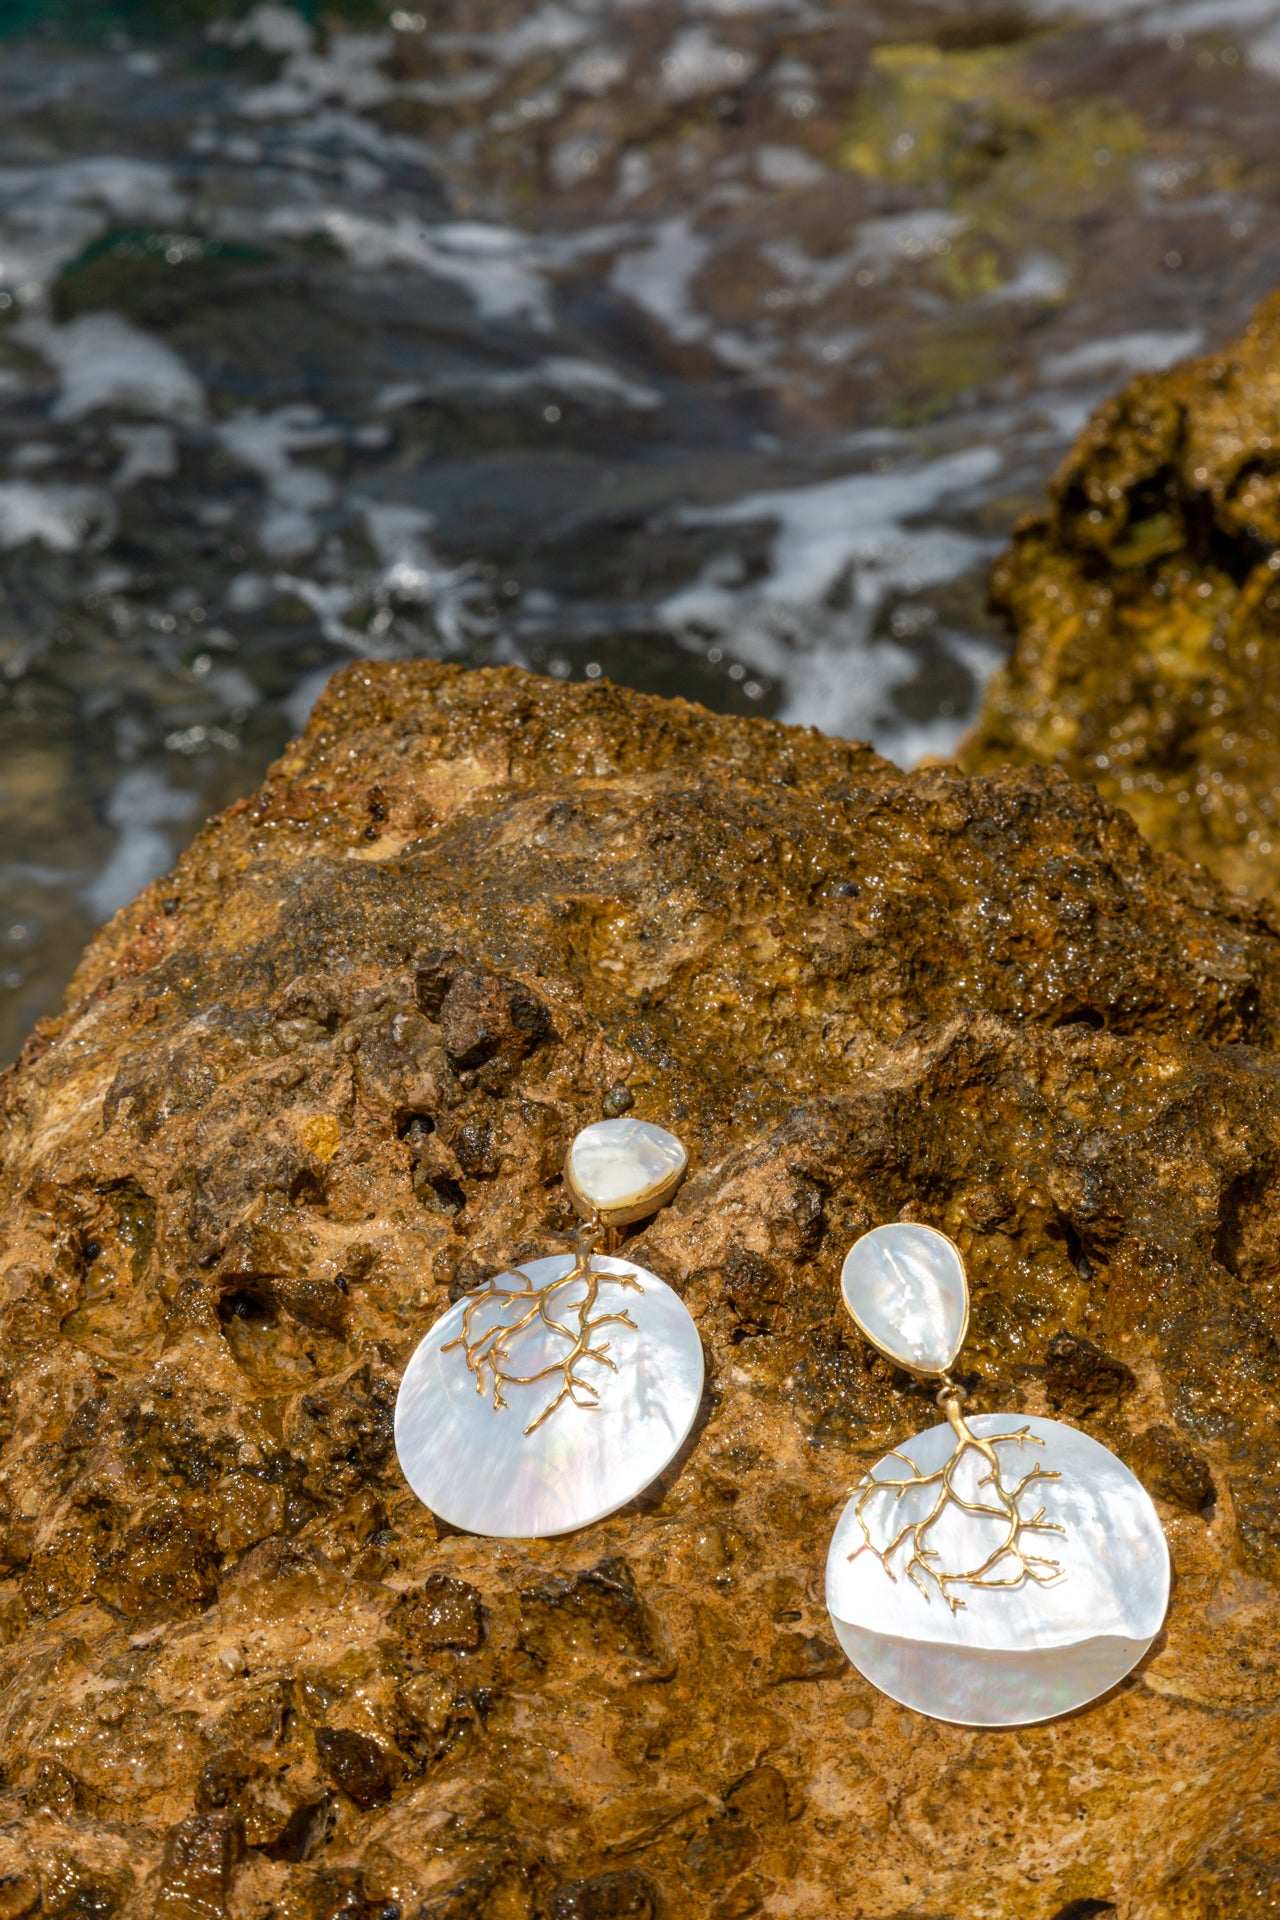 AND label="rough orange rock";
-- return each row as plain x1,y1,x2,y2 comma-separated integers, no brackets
1,663,1279,1918
965,290,1280,903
